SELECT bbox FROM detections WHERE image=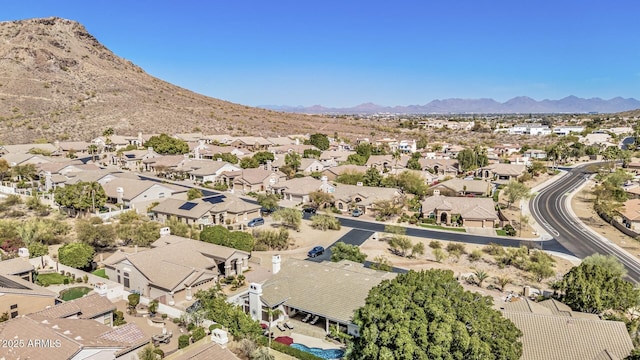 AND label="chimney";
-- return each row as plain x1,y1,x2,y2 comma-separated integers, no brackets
116,187,124,204
266,160,272,171
18,247,29,260
433,189,440,196
248,283,263,321
356,181,363,187
148,146,154,154
138,132,143,145
272,254,281,274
